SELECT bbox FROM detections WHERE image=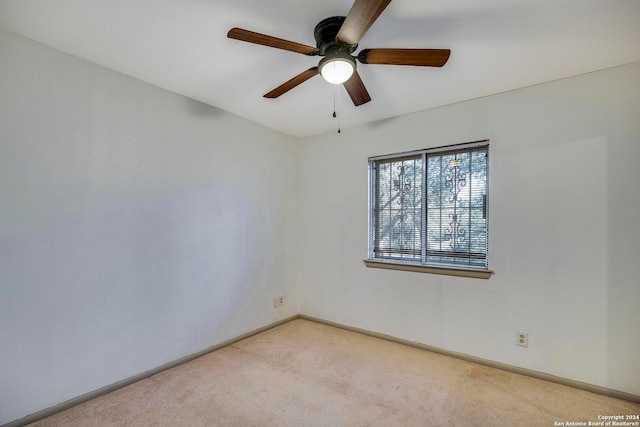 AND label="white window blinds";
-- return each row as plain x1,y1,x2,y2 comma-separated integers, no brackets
369,141,489,270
